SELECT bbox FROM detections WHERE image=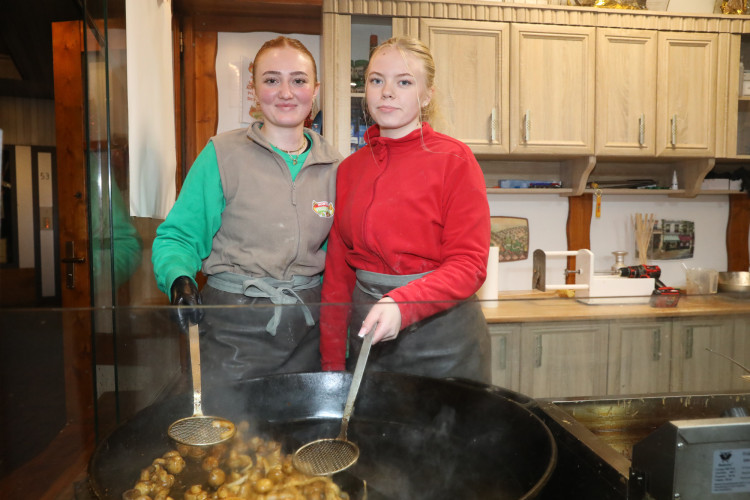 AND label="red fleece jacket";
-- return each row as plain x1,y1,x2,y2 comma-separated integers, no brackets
320,124,490,371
